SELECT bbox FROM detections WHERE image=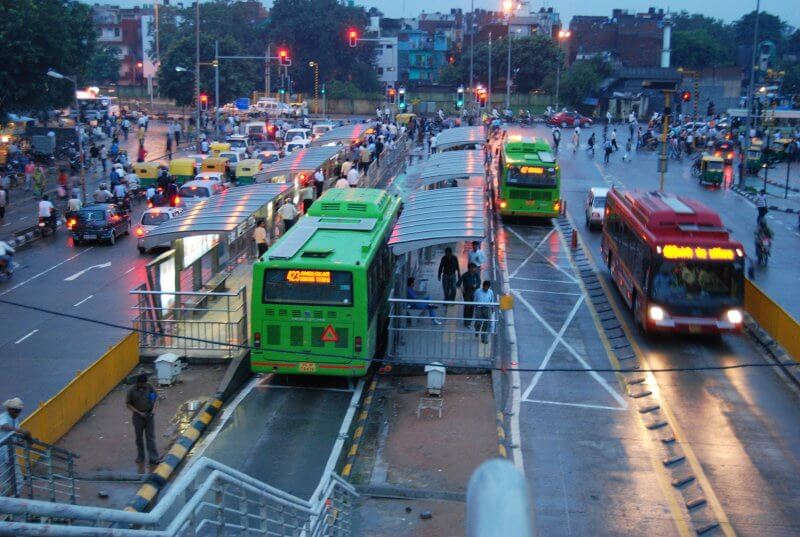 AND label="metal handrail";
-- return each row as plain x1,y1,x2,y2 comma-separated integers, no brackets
391,297,500,307
129,287,244,298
